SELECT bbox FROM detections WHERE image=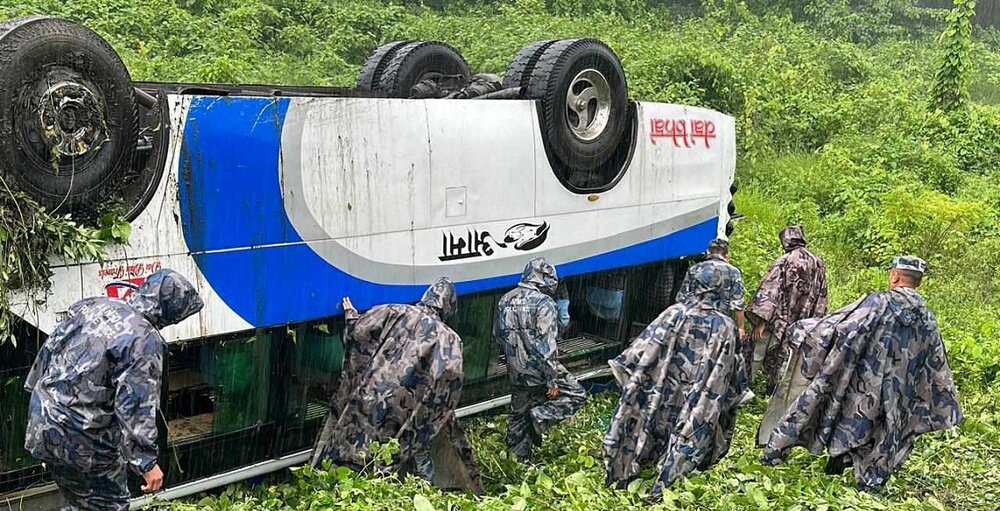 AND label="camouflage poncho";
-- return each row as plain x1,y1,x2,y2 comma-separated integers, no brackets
760,287,962,491
311,278,483,494
24,270,203,510
746,226,828,388
747,226,828,340
603,268,748,494
677,254,745,316
25,270,203,473
494,257,566,388
494,258,587,461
